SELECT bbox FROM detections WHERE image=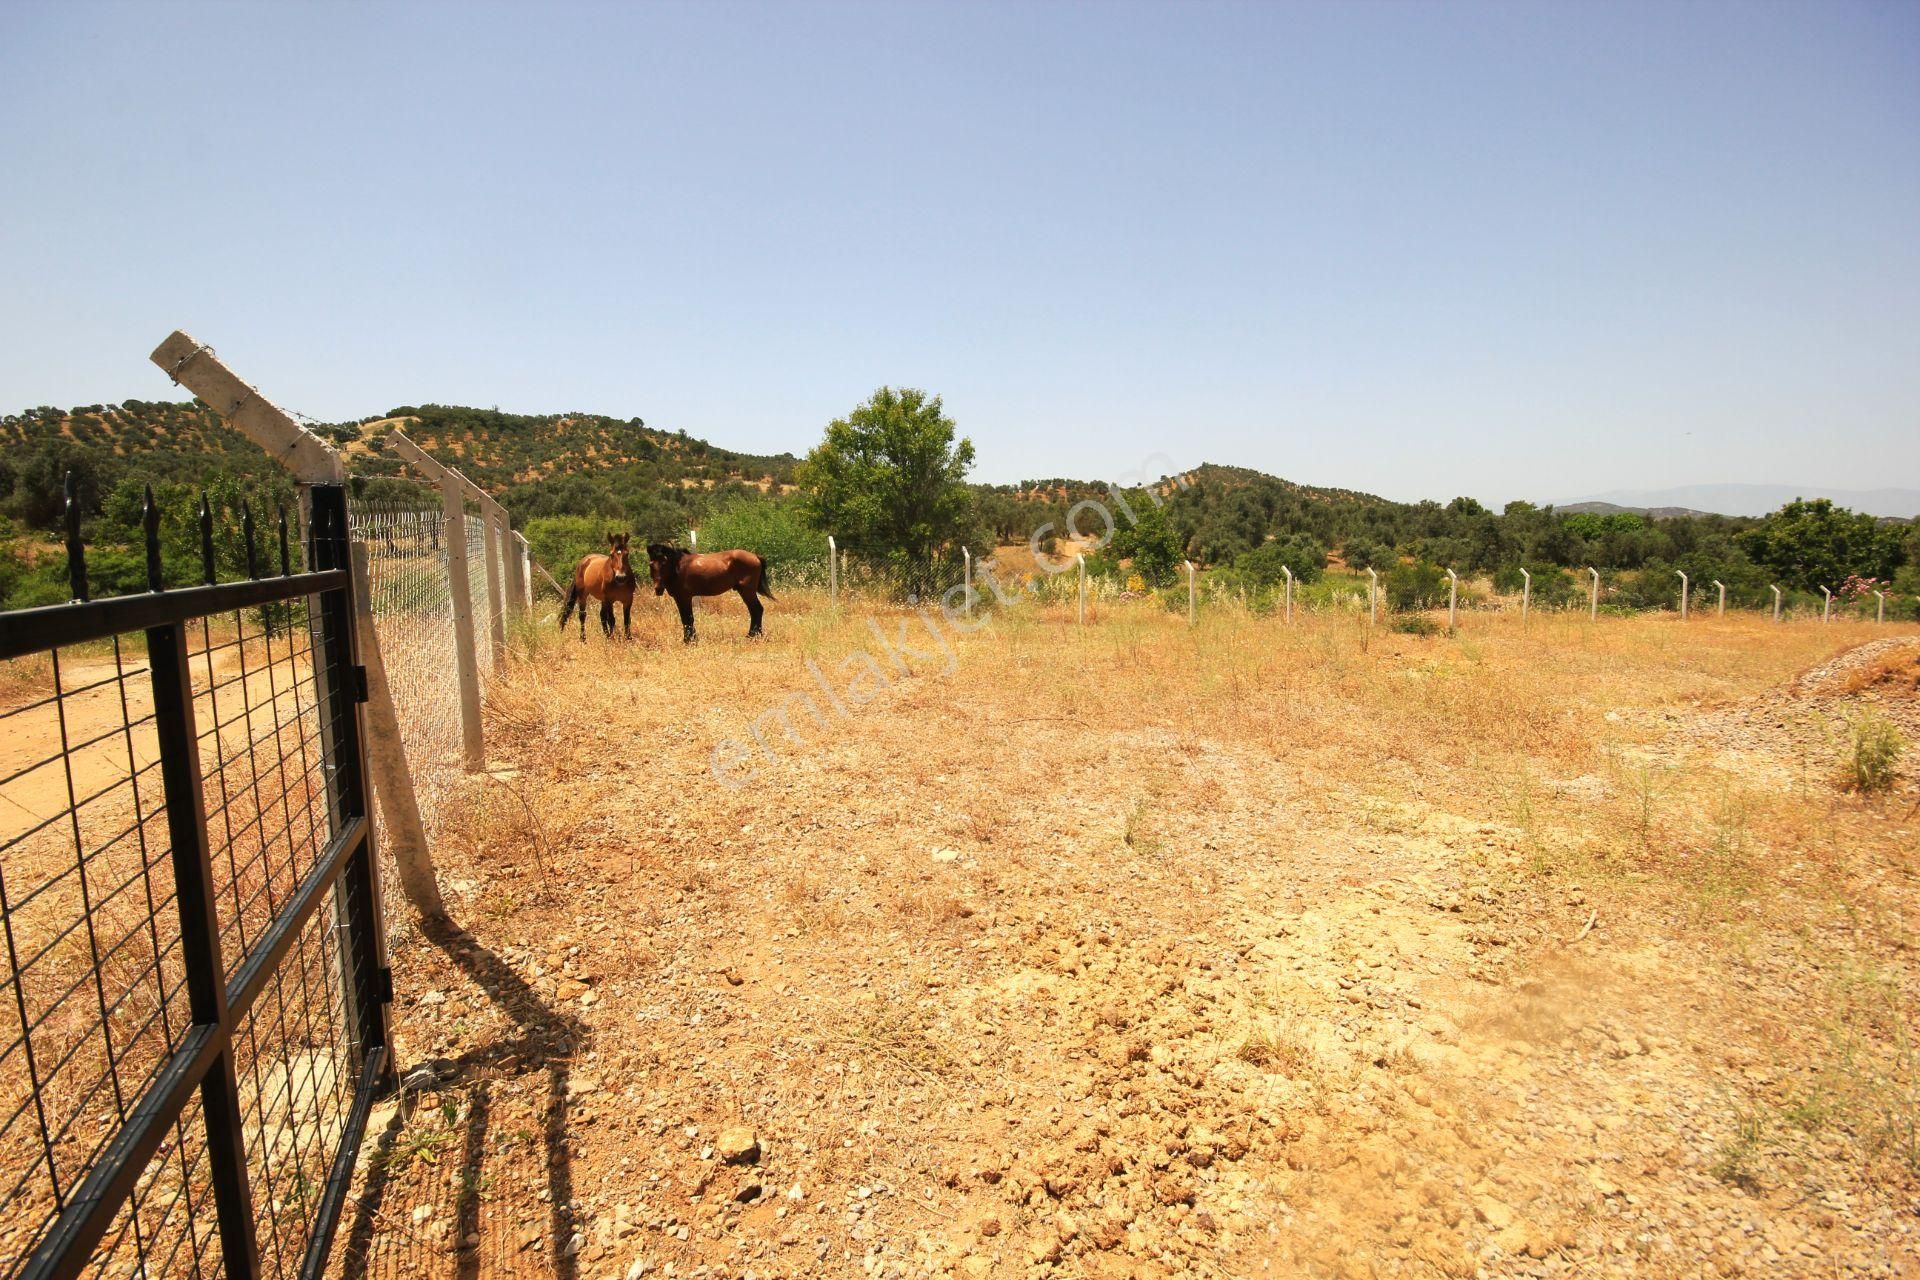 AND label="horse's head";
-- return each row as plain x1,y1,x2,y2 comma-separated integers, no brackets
607,532,636,586
646,542,685,596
